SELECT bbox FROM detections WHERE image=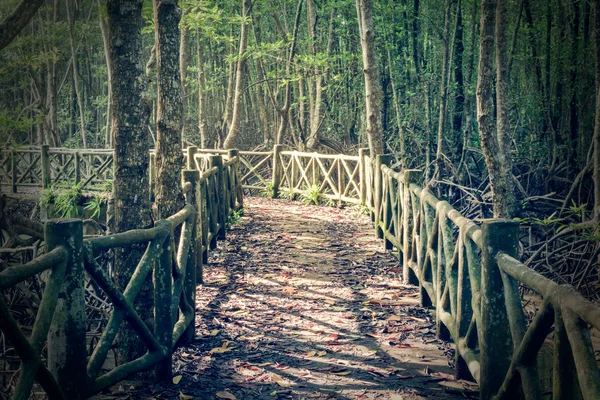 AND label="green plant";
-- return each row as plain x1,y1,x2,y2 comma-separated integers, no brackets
39,186,56,209
351,204,371,216
226,208,245,229
300,184,322,206
281,186,296,200
84,194,106,219
260,182,274,198
54,183,83,218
